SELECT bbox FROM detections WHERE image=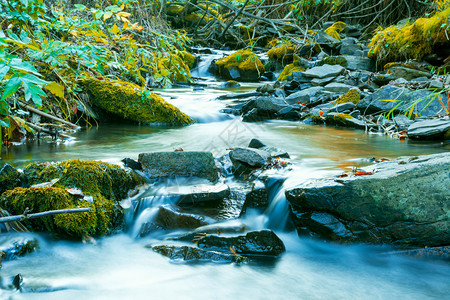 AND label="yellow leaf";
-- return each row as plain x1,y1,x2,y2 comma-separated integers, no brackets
111,24,120,34
69,30,78,37
45,82,65,99
117,12,131,17
103,12,113,21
